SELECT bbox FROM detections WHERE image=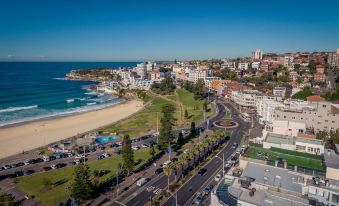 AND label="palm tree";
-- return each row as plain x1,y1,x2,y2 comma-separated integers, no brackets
178,154,187,176
163,164,173,191
186,151,194,169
